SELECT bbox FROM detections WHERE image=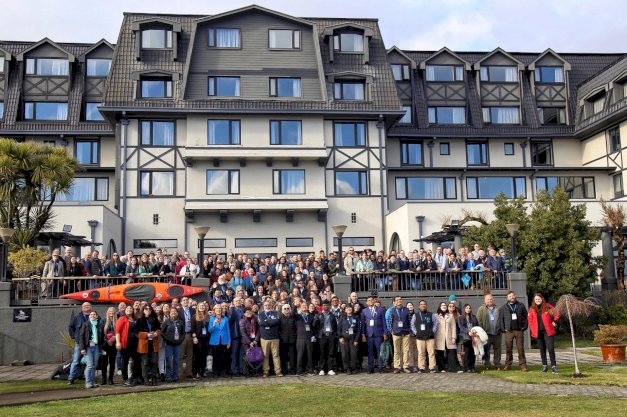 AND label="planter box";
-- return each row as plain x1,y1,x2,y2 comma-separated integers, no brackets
600,344,626,363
